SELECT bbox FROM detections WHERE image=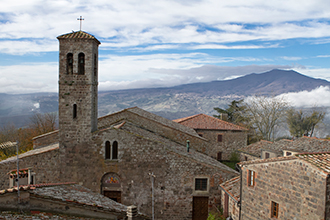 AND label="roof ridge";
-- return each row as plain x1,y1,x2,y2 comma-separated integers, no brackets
173,114,202,123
